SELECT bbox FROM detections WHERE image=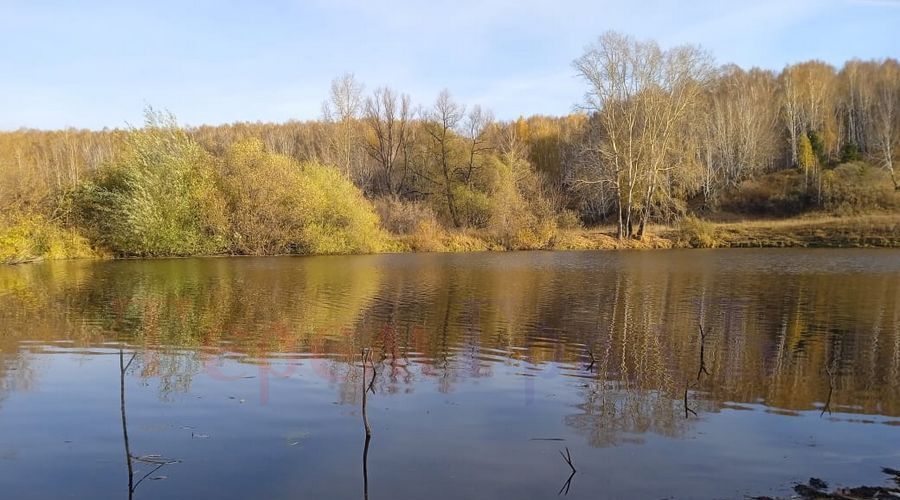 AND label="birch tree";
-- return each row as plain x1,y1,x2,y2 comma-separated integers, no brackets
572,31,713,238
322,73,364,181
